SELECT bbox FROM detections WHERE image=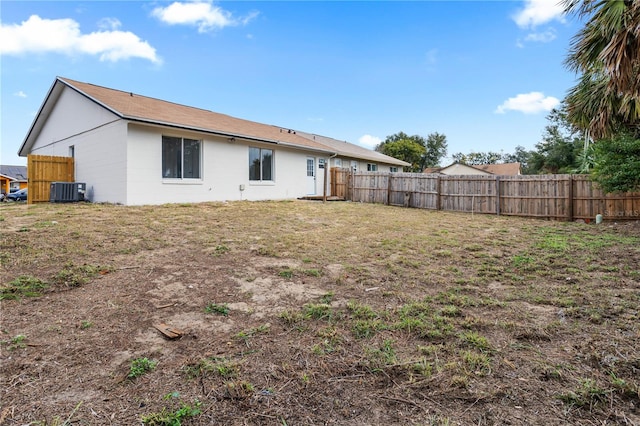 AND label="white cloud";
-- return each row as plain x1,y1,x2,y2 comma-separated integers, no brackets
495,92,559,114
14,91,27,98
525,28,557,43
97,17,122,31
513,0,565,28
0,15,160,63
152,1,258,33
516,28,557,48
358,134,381,149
